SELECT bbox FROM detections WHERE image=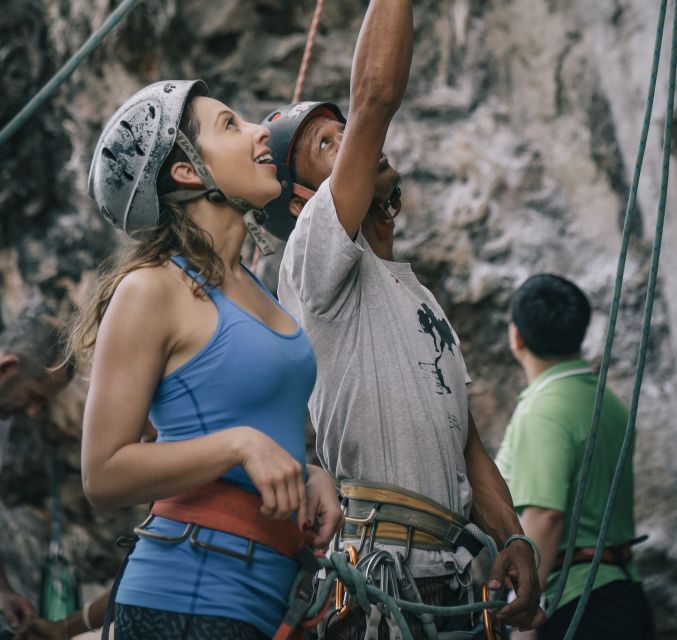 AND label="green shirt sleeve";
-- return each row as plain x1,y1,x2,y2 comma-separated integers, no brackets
507,404,575,512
